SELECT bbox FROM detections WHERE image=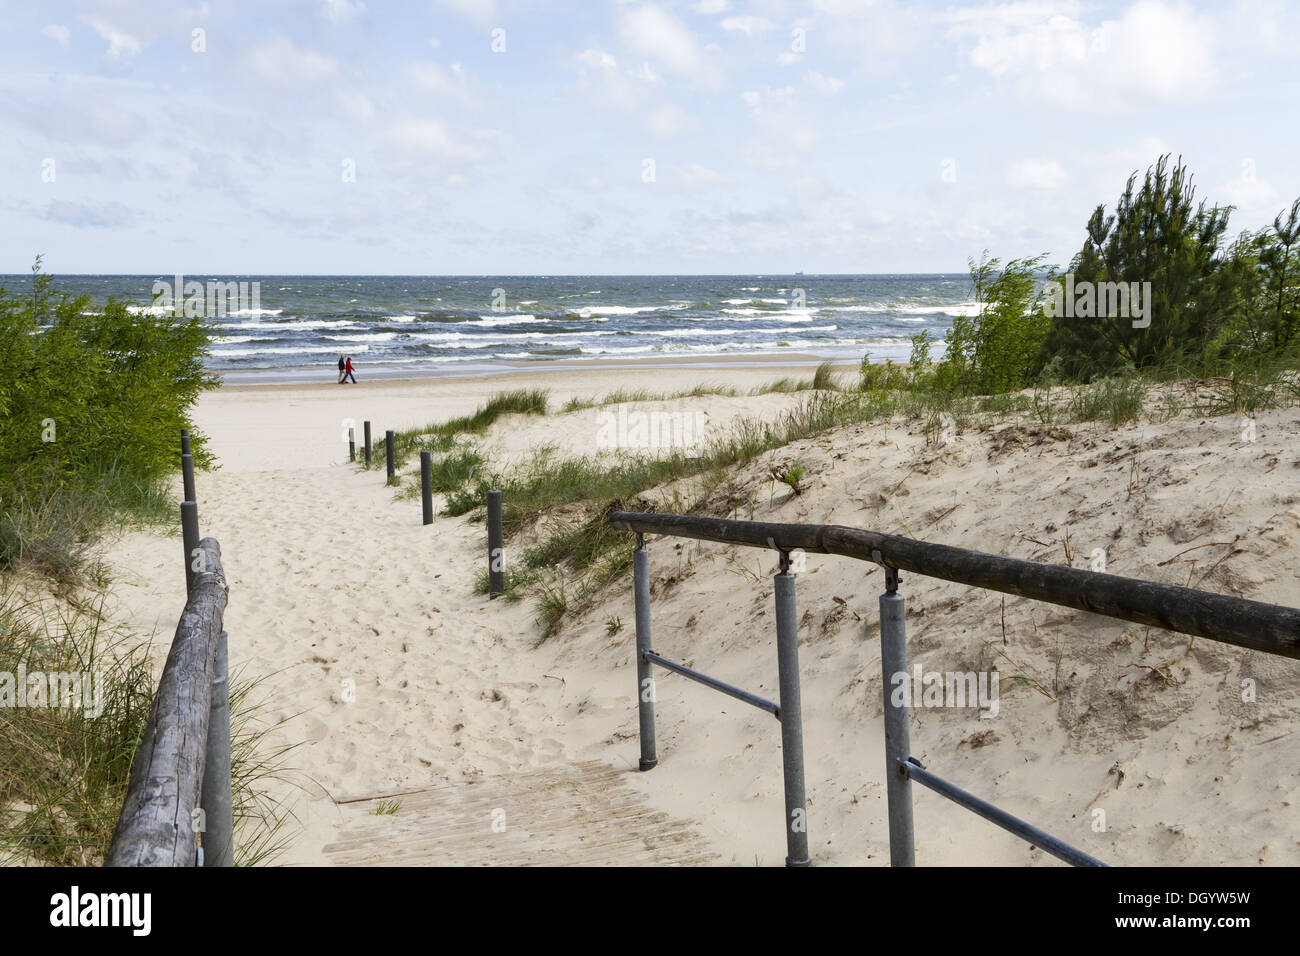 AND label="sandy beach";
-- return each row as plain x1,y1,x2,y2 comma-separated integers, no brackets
98,363,1300,866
